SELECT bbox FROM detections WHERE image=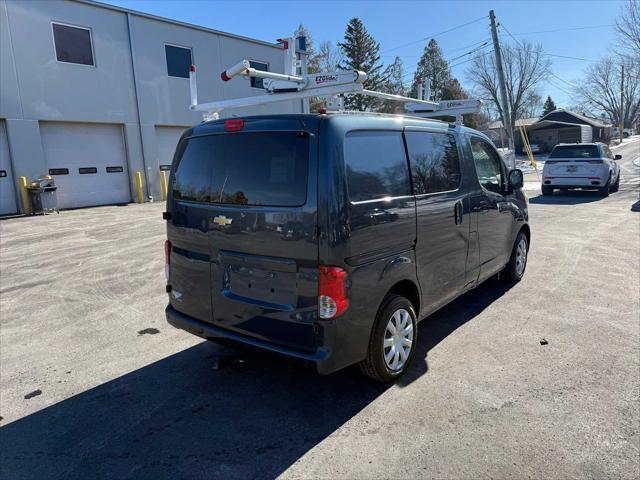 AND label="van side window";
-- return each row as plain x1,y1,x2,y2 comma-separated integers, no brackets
345,131,411,202
405,131,461,194
470,137,503,194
